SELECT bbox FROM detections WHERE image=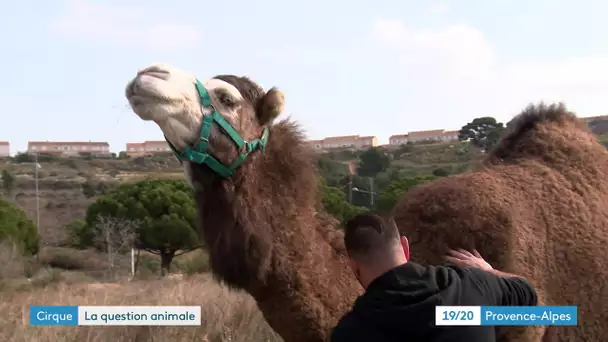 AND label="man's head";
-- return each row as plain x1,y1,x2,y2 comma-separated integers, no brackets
344,212,410,289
